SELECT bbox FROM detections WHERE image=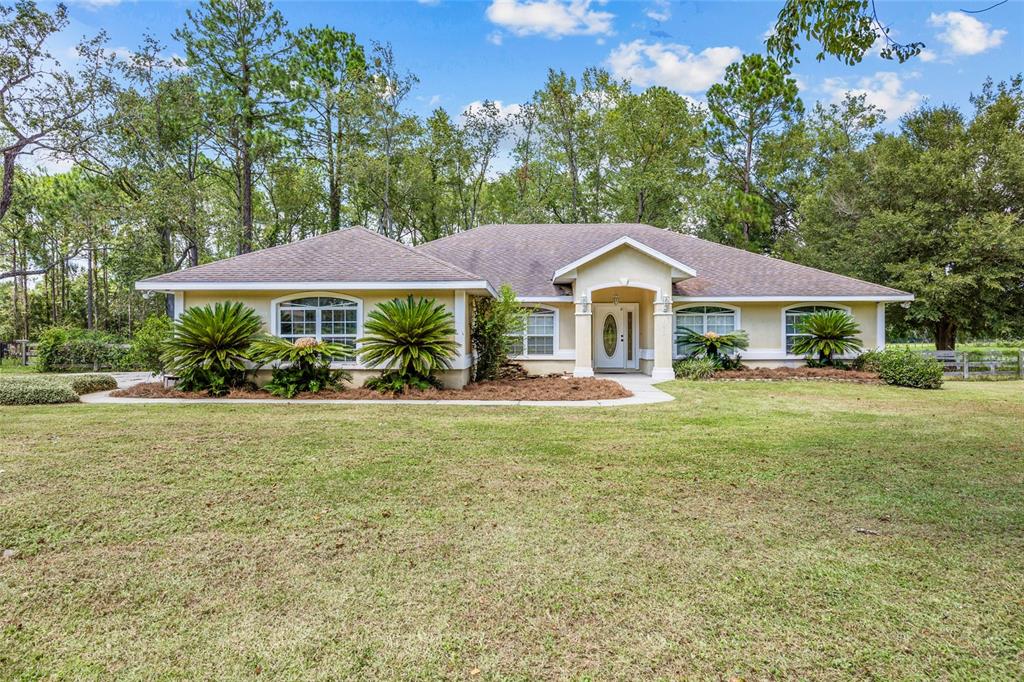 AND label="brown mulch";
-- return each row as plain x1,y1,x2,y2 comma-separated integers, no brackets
710,366,882,384
110,375,632,401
